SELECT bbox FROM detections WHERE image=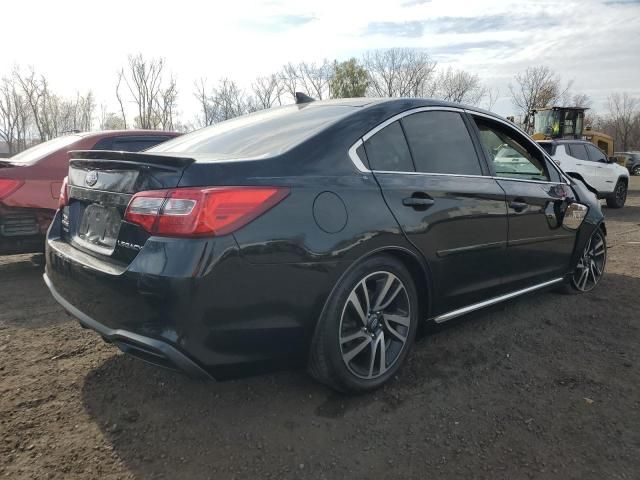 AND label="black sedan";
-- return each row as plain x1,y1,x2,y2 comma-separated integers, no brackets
44,98,606,393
